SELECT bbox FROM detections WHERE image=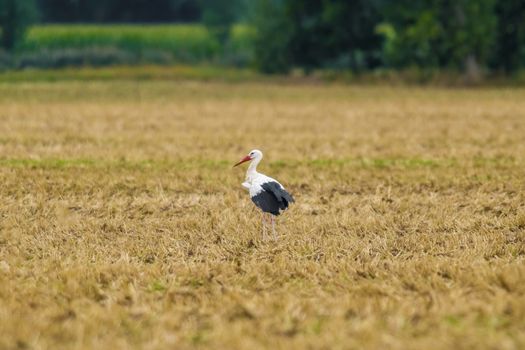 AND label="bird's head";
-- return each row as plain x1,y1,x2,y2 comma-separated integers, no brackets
233,149,263,167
